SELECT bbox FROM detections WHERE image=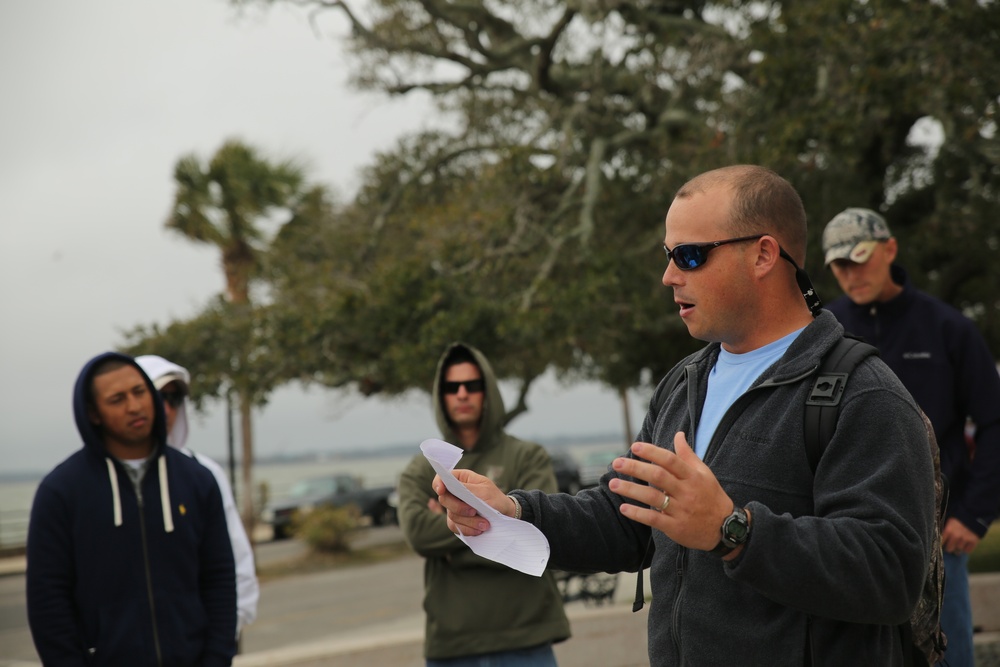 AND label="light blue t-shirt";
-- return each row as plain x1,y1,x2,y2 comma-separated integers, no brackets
693,328,805,459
